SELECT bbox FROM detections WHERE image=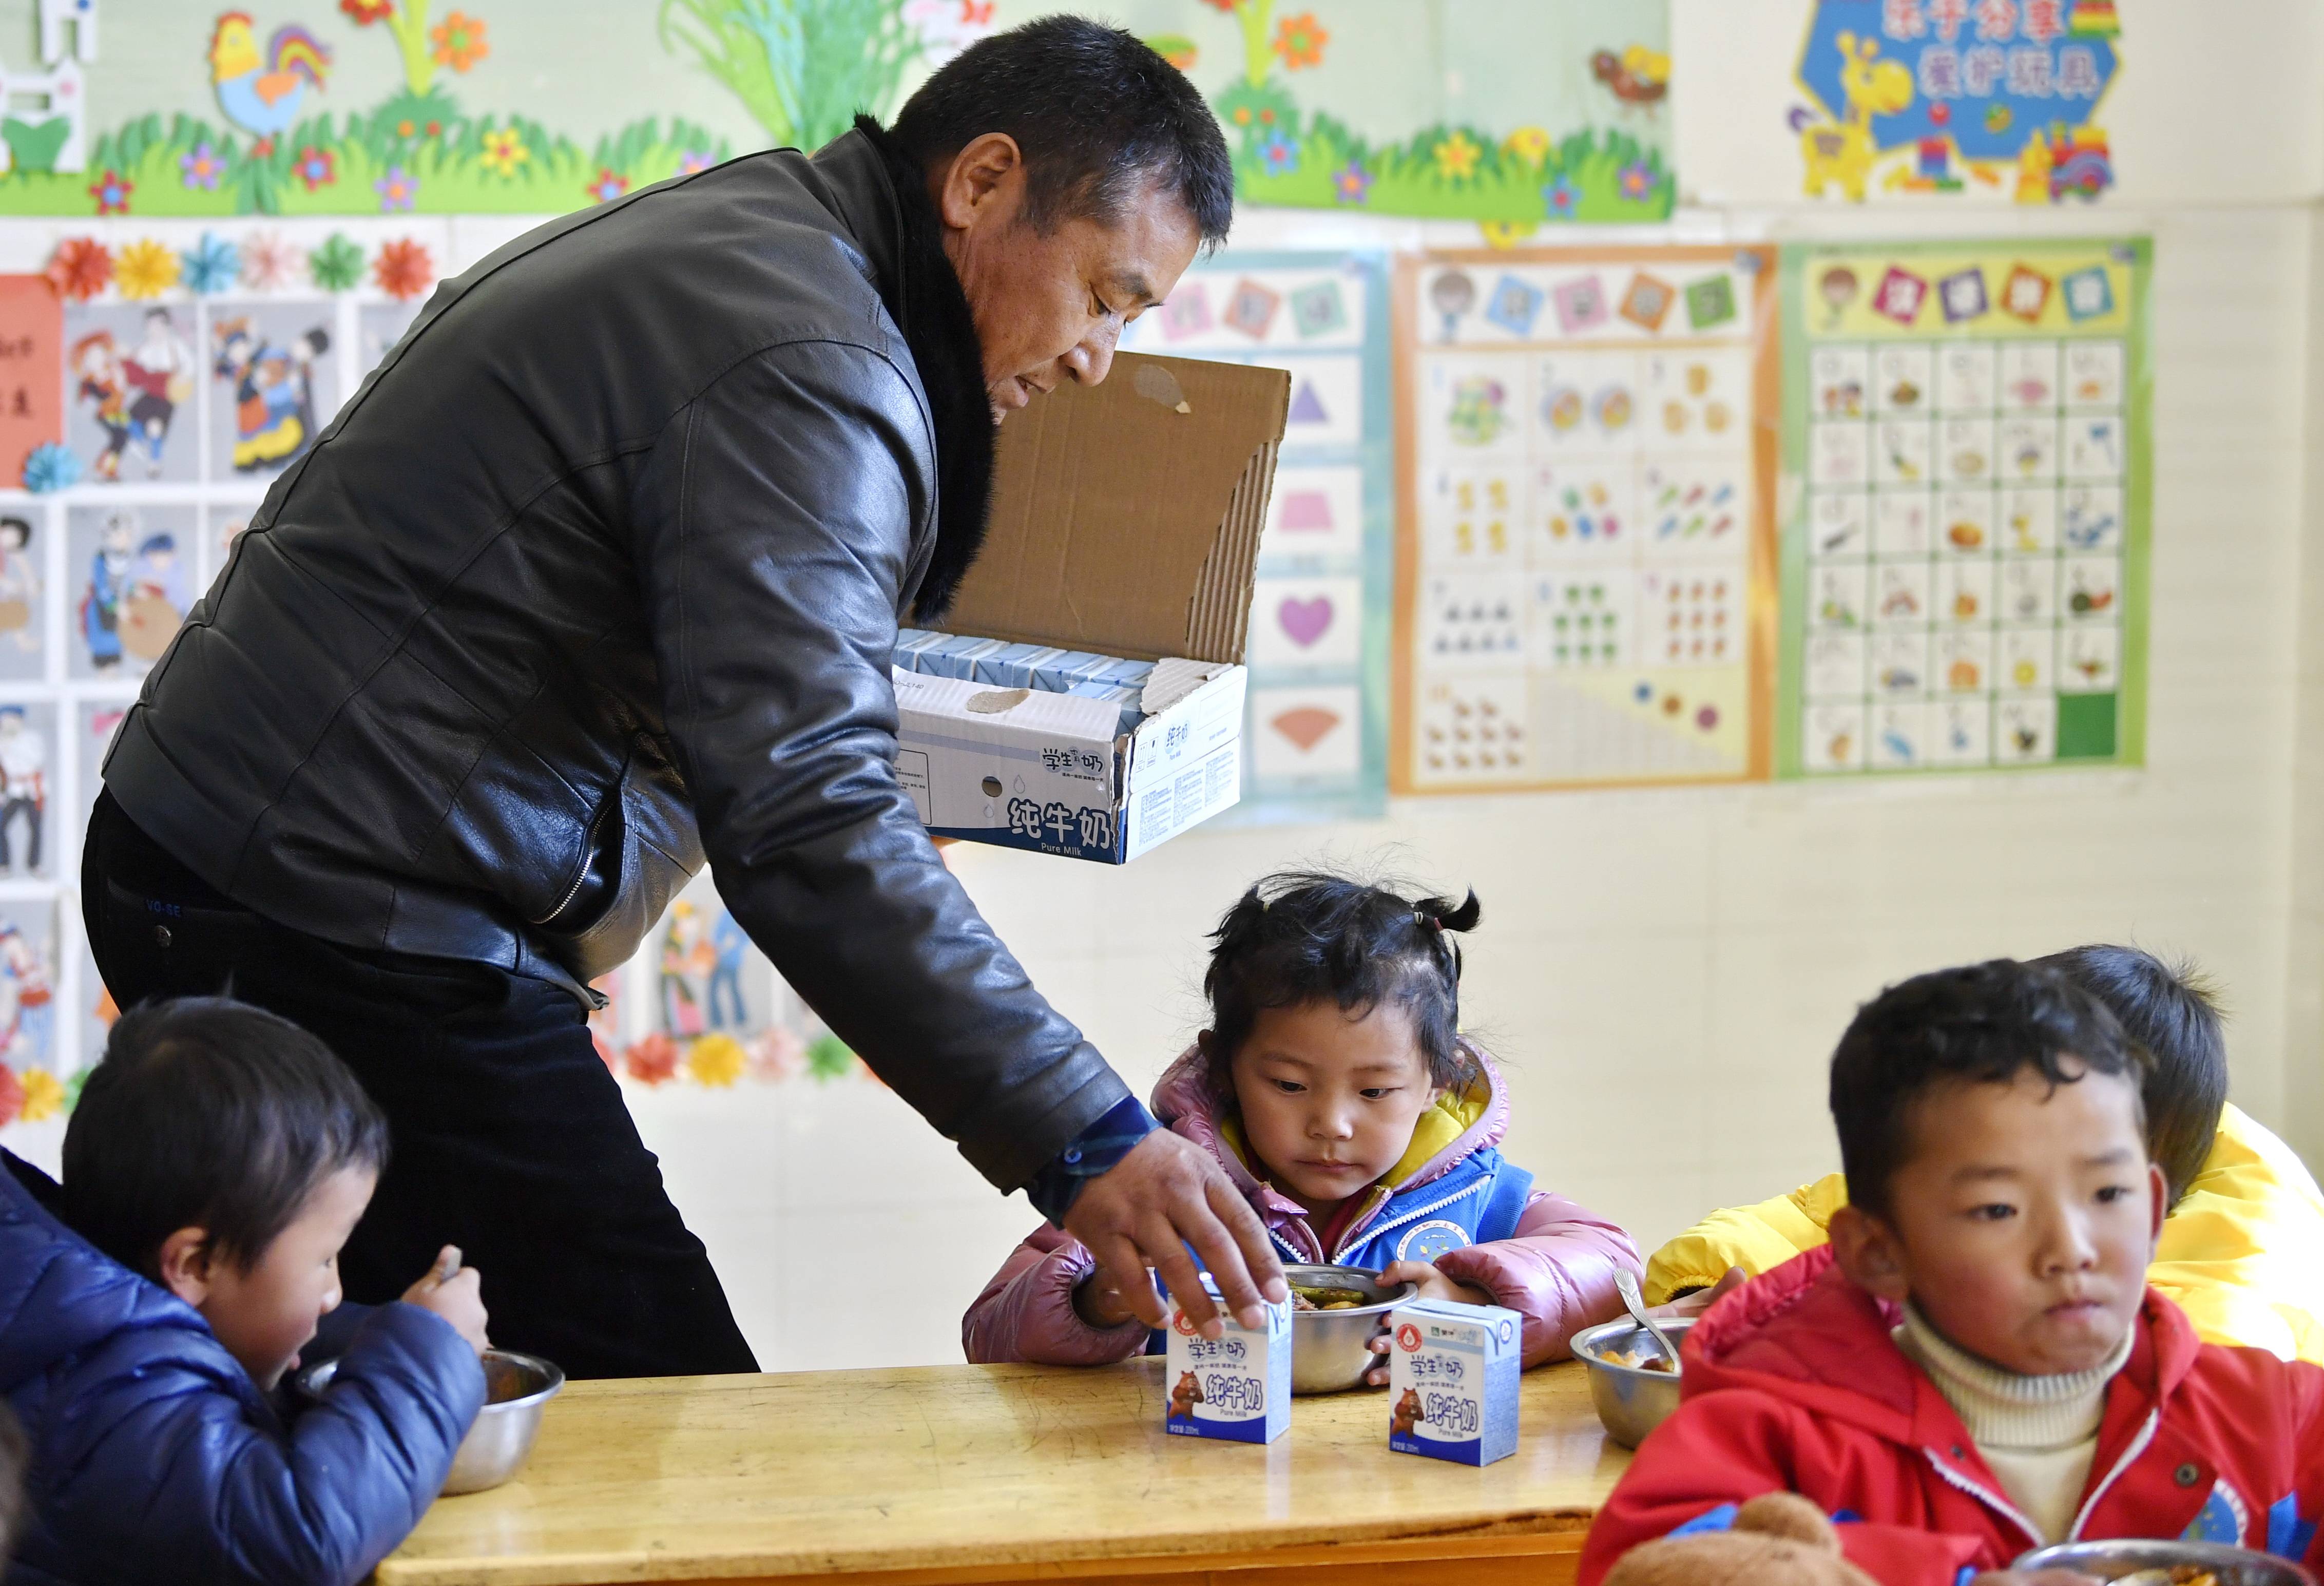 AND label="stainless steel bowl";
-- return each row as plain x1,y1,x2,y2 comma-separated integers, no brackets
1571,1315,1694,1449
2016,1540,2318,1585
1282,1264,1417,1396
297,1347,565,1495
